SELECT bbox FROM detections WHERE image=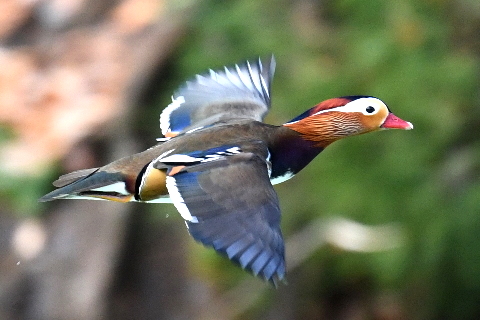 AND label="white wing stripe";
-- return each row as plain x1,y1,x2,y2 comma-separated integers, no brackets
160,96,185,135
155,149,175,161
225,146,241,154
160,147,242,164
259,74,269,99
90,182,130,195
138,160,156,194
224,66,246,90
246,60,263,95
166,176,199,223
235,64,255,91
161,154,202,163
